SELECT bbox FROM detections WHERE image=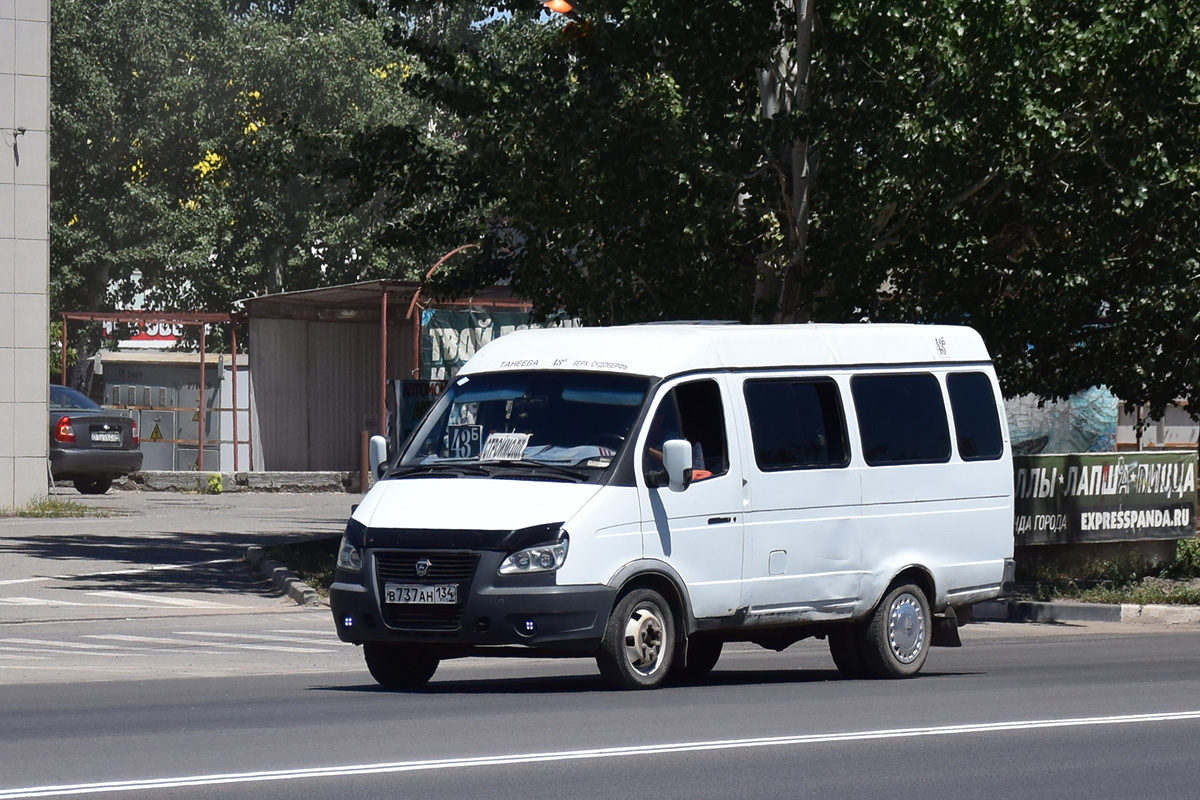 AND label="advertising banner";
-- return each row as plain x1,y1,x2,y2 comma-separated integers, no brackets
387,379,446,453
1014,452,1198,545
421,309,538,381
